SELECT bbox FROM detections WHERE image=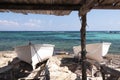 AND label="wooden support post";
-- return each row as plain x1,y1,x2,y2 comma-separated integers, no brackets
80,13,87,80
